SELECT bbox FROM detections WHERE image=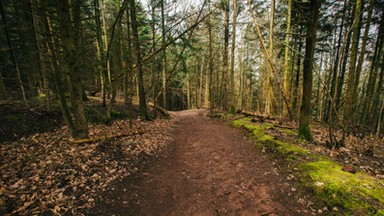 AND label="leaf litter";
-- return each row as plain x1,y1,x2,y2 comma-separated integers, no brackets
0,117,175,215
